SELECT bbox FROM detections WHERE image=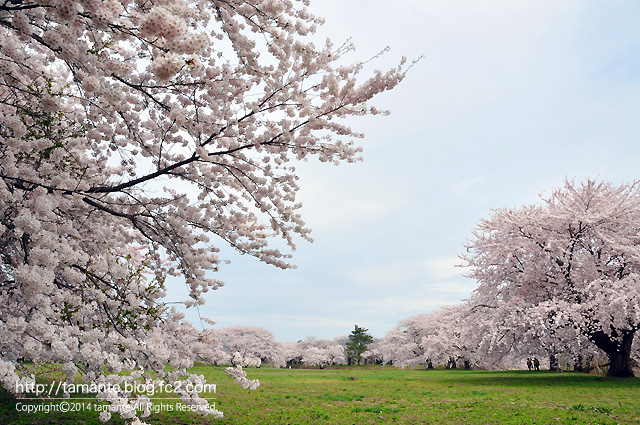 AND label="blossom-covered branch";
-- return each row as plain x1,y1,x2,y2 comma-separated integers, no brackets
0,0,412,423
